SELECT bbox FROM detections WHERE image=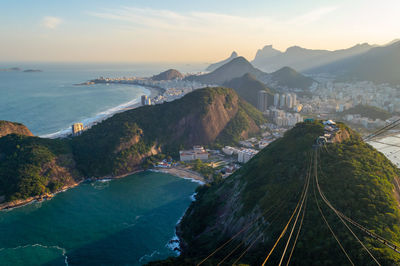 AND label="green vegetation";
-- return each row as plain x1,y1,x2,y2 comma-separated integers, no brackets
0,134,78,201
0,87,265,203
223,73,274,108
72,87,265,177
270,66,315,89
341,104,391,120
166,121,400,265
215,99,265,147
